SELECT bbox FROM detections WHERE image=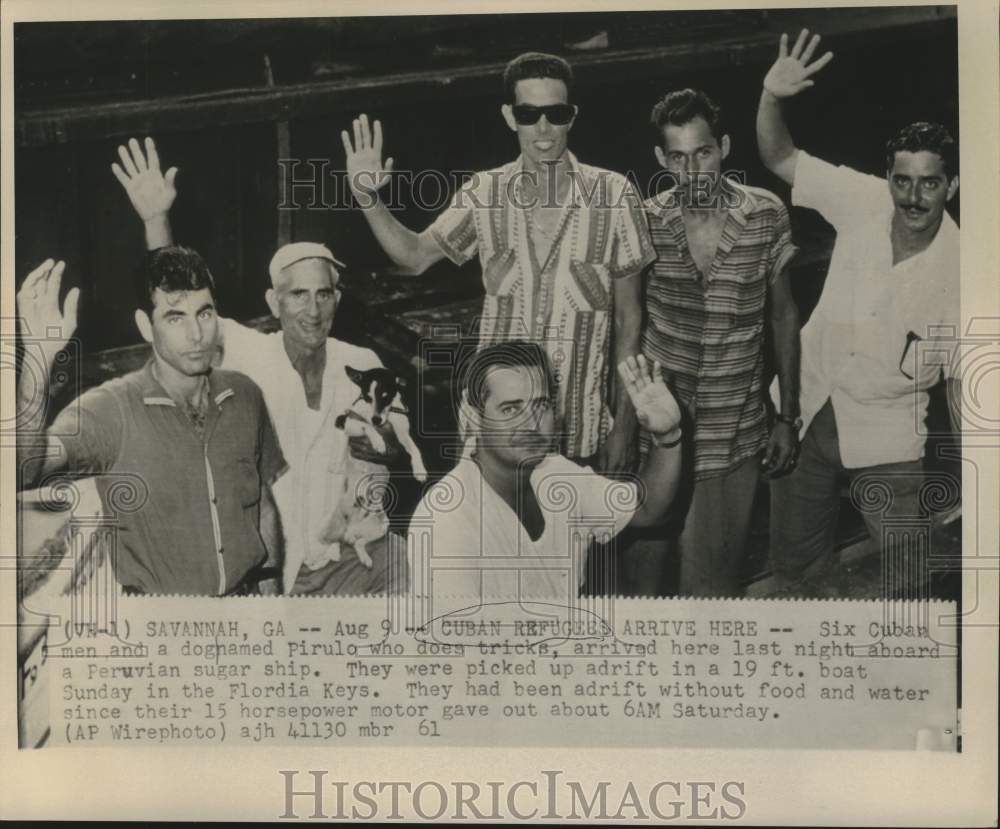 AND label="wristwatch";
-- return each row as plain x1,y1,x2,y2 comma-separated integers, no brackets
775,412,803,430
